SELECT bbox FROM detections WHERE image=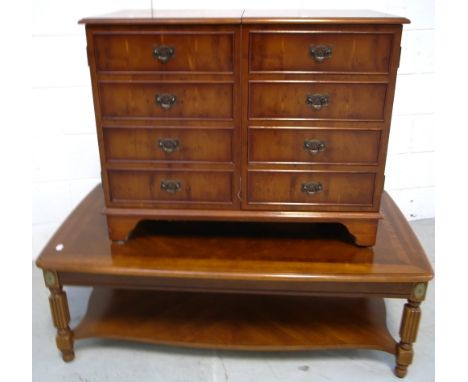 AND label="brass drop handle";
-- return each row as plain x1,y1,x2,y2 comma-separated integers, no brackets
309,44,332,62
153,45,175,63
158,138,179,153
304,139,326,154
155,93,177,110
160,180,181,194
306,94,329,110
301,182,323,195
